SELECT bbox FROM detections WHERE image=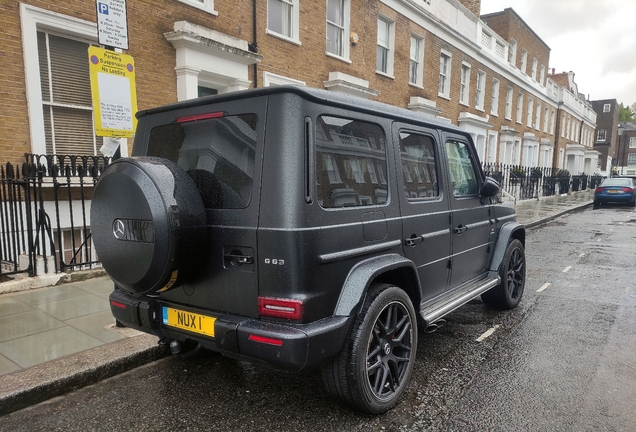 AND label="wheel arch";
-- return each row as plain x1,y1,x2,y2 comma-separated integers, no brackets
333,254,421,317
489,221,525,274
